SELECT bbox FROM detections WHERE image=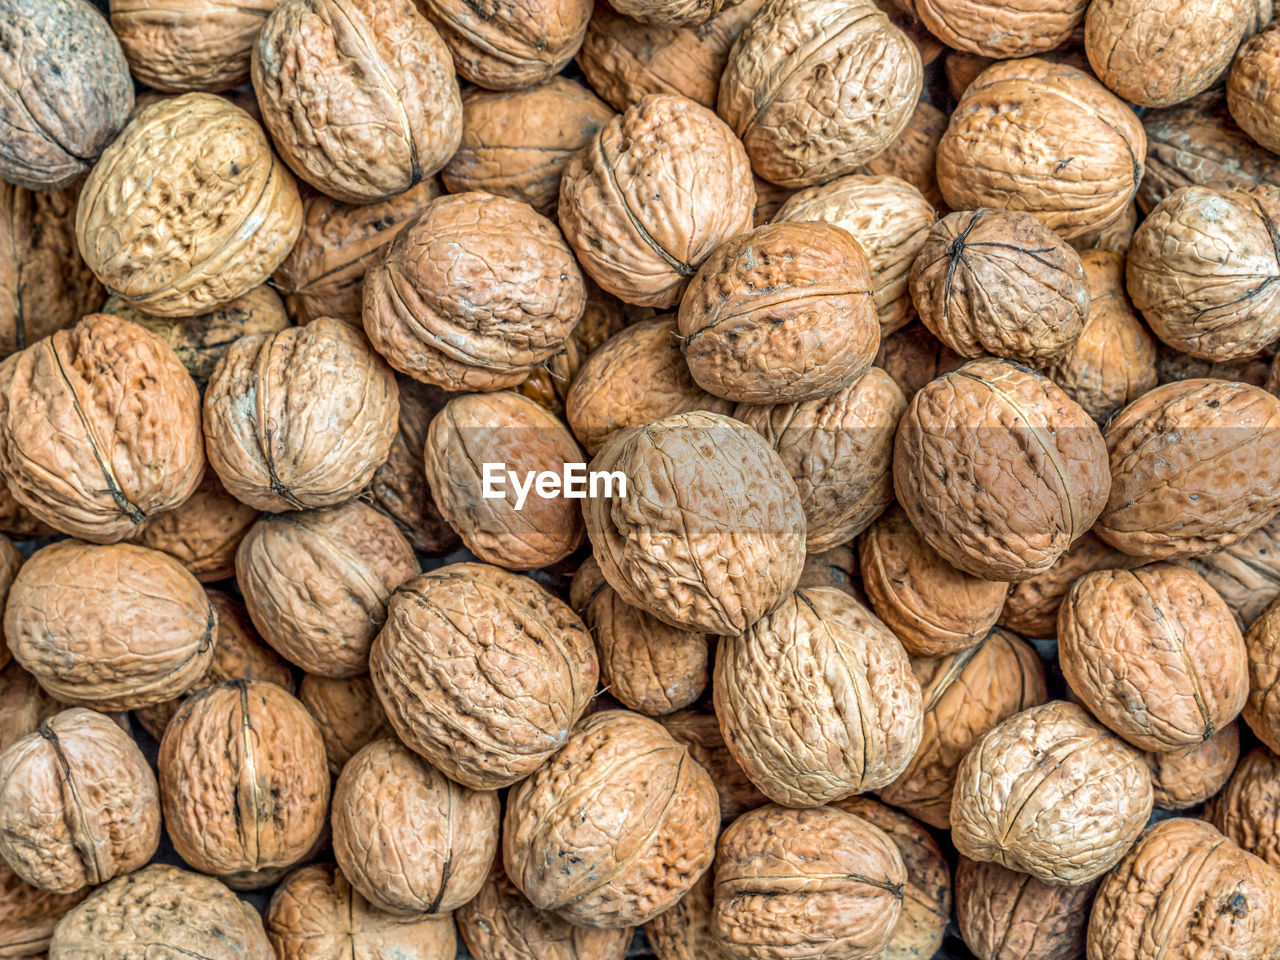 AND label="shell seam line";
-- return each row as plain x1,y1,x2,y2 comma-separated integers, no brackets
594,129,693,279
38,720,103,885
